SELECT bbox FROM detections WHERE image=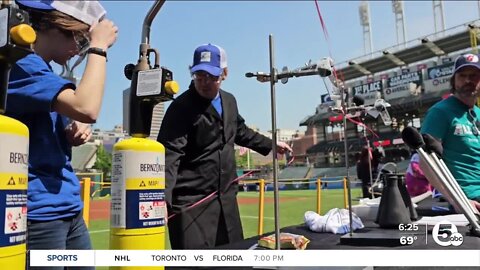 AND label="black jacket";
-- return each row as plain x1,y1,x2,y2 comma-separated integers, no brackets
157,82,272,247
